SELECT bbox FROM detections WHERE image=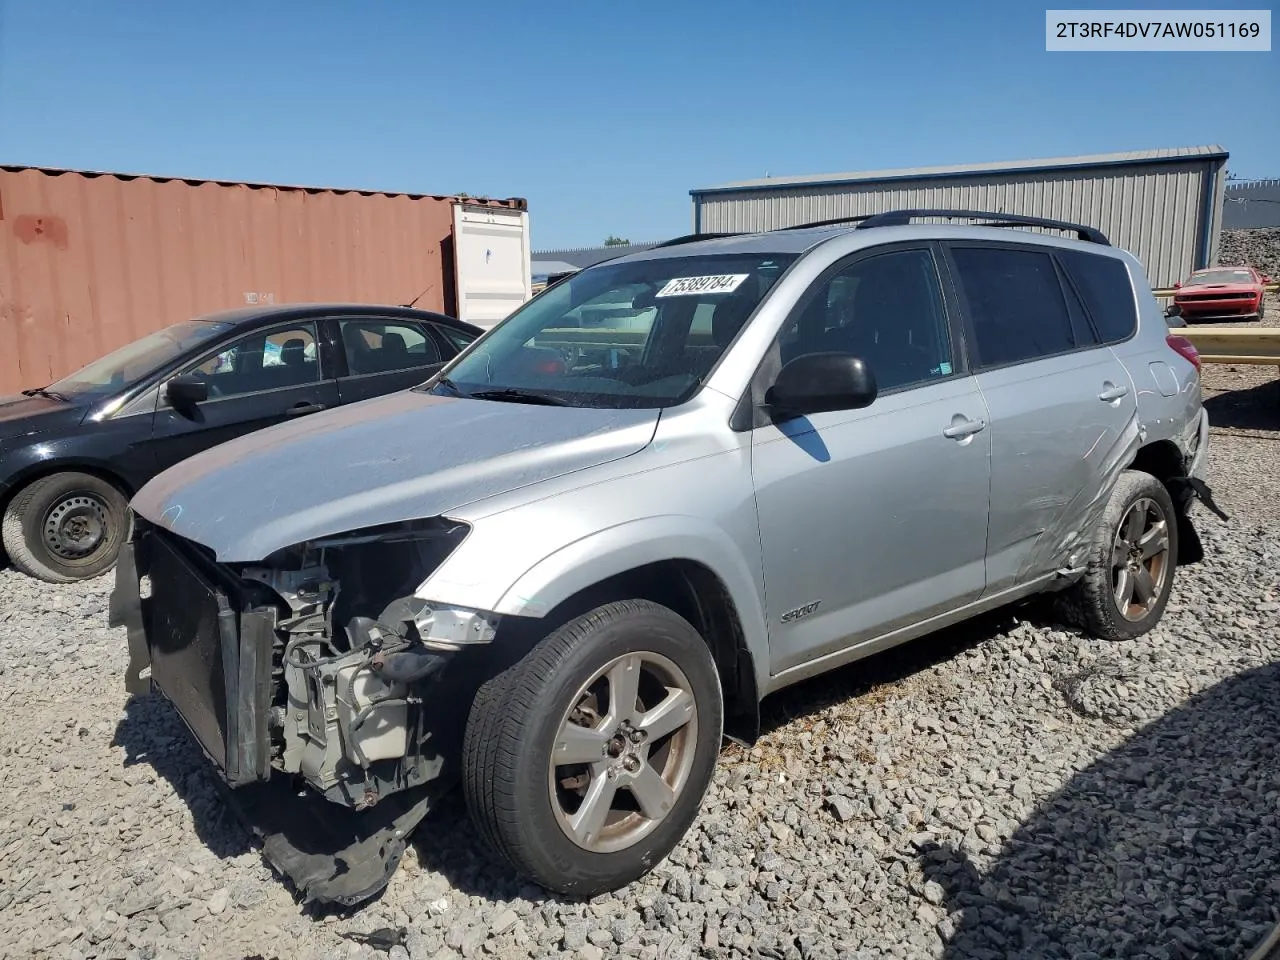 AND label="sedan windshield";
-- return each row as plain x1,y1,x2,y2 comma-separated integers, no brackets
45,319,235,399
1188,269,1255,285
429,252,797,408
